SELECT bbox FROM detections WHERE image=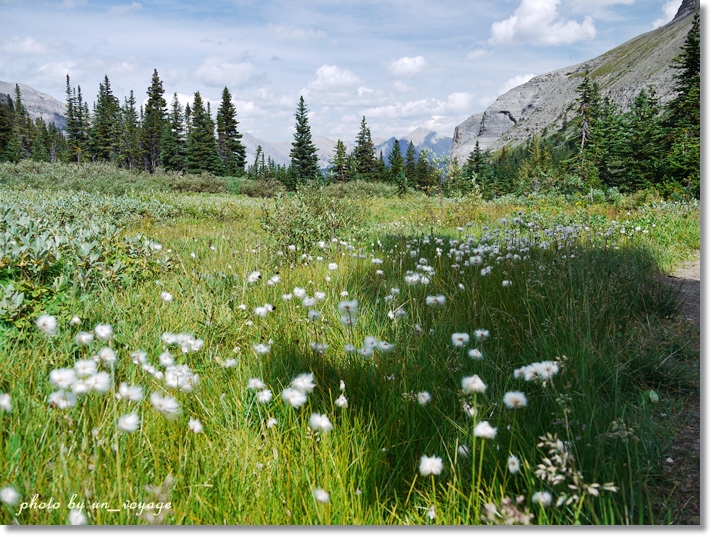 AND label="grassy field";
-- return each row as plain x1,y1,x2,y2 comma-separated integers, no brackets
0,163,700,525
